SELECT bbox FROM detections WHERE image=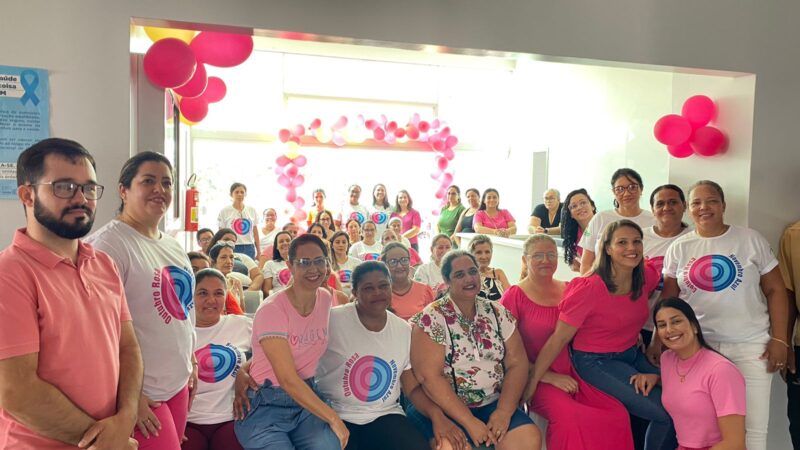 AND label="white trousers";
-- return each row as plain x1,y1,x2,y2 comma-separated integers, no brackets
709,340,773,450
